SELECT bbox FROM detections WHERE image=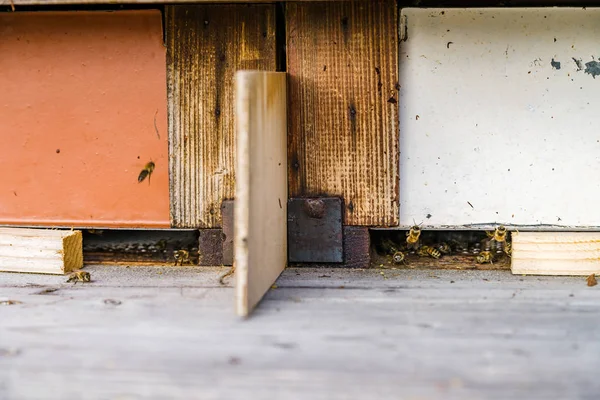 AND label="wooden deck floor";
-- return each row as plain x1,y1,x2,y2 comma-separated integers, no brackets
1,266,599,399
